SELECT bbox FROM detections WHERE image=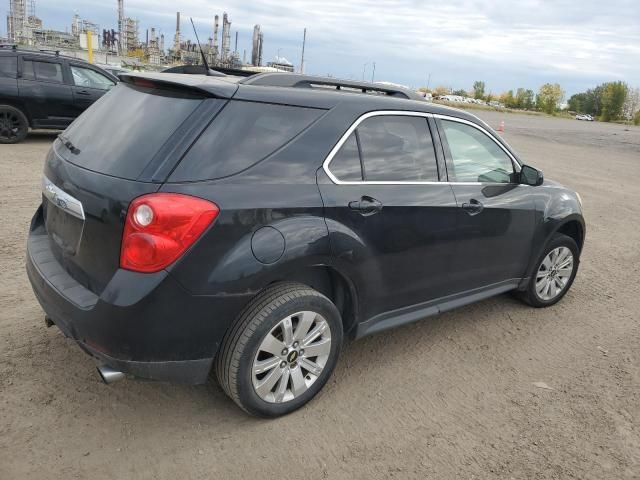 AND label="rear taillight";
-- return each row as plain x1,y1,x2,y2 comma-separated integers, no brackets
120,193,219,273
